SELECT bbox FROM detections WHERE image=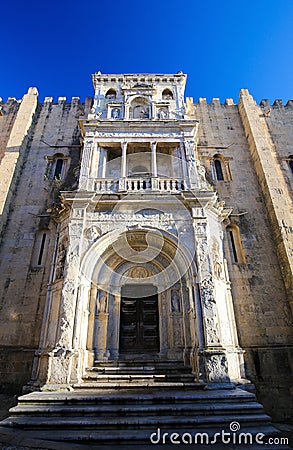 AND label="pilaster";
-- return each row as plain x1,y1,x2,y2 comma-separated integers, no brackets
192,207,230,383
238,89,293,311
0,87,38,238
